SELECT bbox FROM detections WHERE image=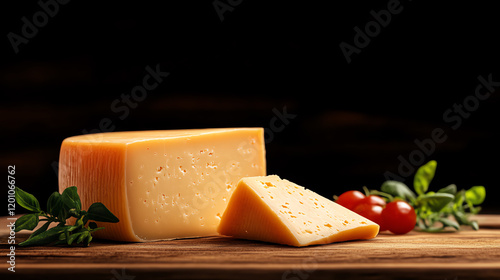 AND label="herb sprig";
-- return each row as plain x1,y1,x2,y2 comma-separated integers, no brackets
366,160,485,232
14,186,119,246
